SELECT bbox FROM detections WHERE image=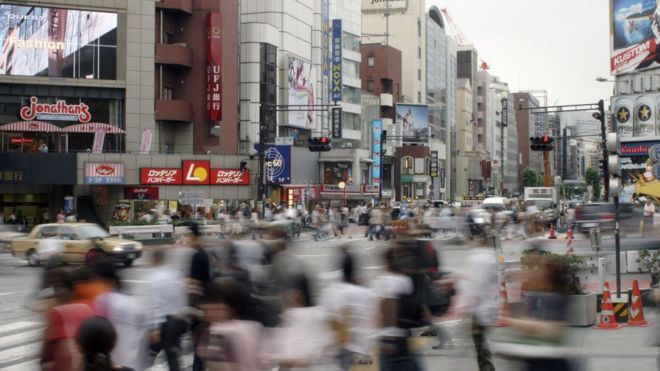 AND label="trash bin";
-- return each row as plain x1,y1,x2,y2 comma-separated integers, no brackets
590,227,601,251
